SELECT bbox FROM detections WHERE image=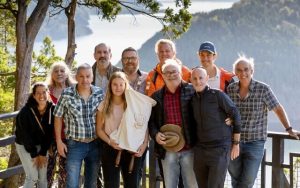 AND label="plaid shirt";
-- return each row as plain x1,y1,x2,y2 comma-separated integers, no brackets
53,85,104,140
164,86,182,126
227,79,279,142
